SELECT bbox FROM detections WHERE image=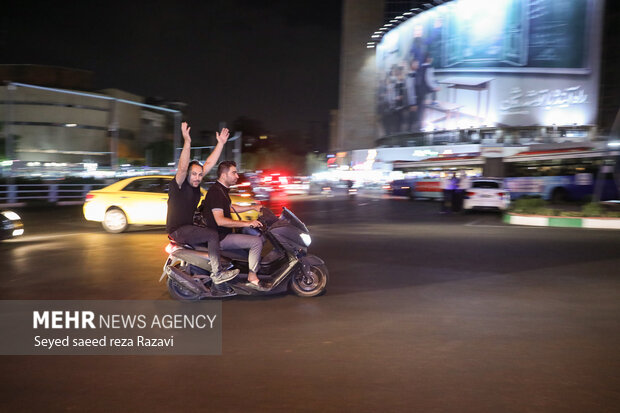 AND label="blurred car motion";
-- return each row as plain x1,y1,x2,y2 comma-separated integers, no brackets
463,178,510,211
387,178,415,198
261,172,290,191
231,172,270,201
1,210,24,240
83,175,259,233
283,176,309,195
